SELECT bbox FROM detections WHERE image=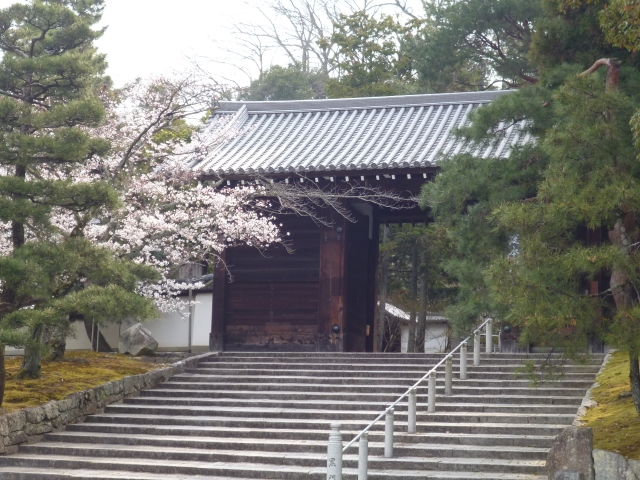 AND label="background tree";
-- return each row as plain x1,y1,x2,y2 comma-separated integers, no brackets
378,224,456,352
408,0,541,91
238,63,328,100
325,11,420,97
